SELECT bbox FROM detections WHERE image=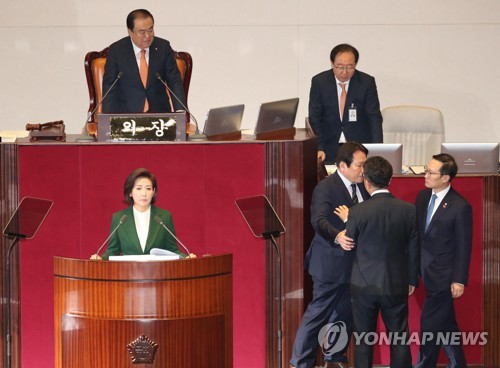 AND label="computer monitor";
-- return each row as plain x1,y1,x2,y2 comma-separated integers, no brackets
440,143,499,174
363,143,403,174
254,98,299,135
203,104,245,138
